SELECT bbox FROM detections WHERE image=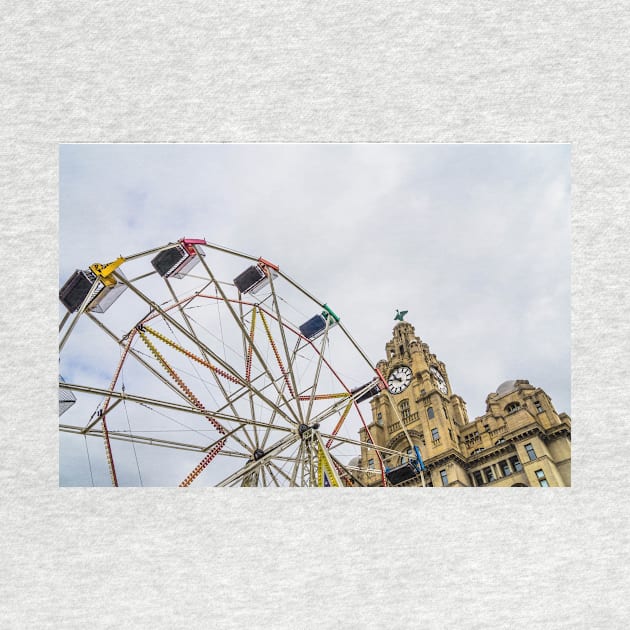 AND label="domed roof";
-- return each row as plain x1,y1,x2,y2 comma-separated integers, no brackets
496,380,518,396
